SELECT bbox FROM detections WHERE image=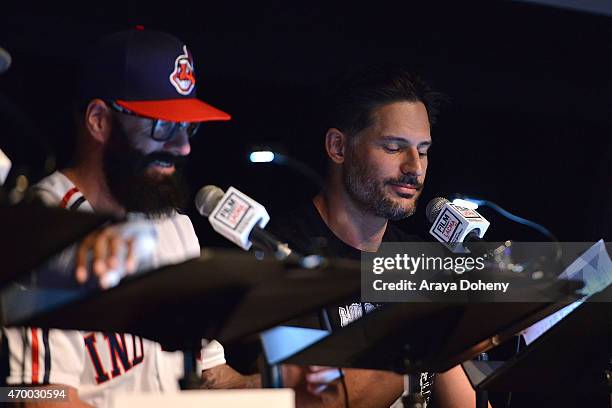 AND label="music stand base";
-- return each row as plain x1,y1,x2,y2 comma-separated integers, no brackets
180,348,201,390
260,358,284,388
